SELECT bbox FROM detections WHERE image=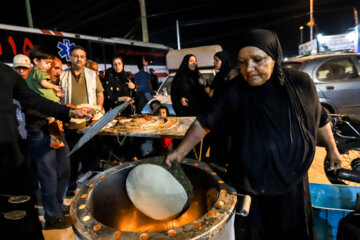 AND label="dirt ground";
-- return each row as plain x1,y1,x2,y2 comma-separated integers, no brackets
308,146,331,184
